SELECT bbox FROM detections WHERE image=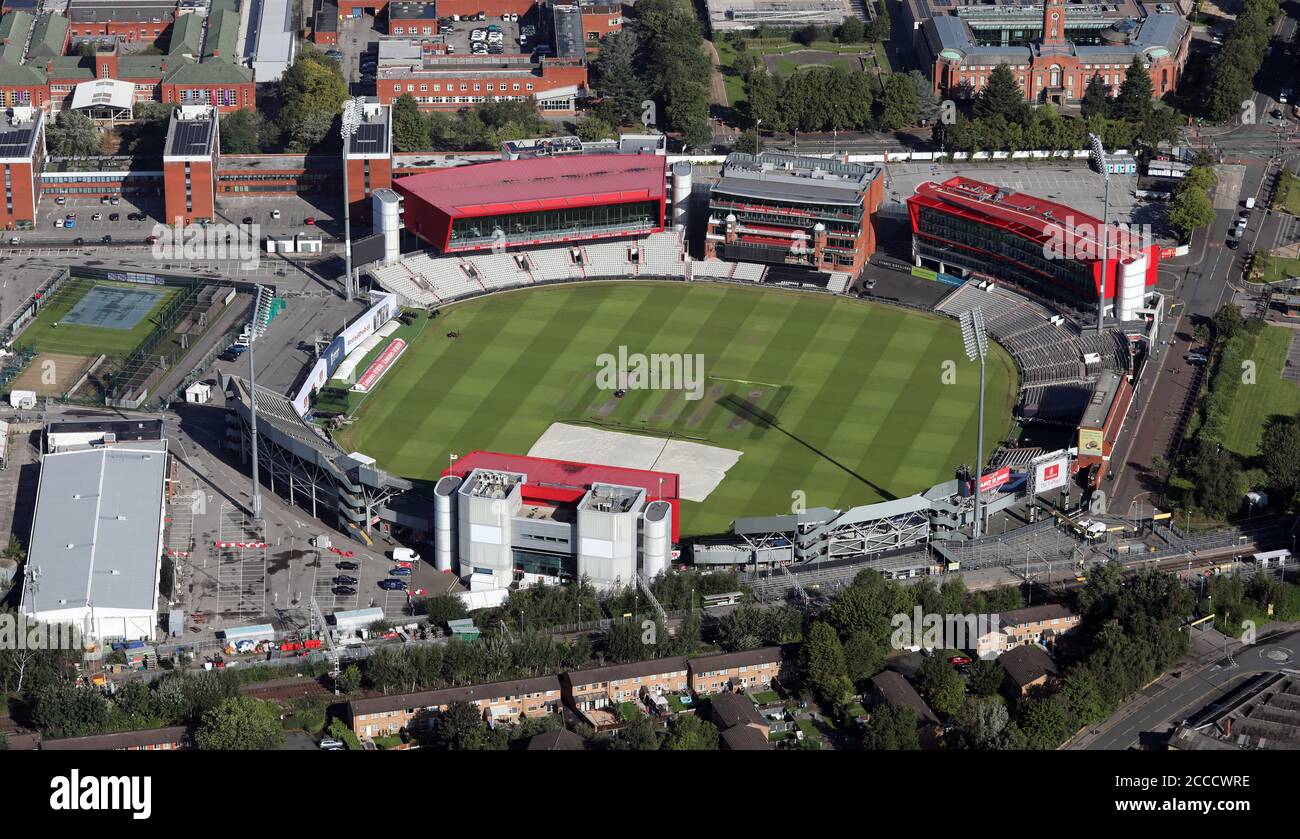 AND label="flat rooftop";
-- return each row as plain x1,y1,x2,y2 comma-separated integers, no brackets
1080,368,1124,429
461,468,525,499
706,0,854,30
21,444,167,617
394,153,667,217
67,0,178,23
579,483,644,514
163,106,218,159
714,151,878,208
0,106,41,162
